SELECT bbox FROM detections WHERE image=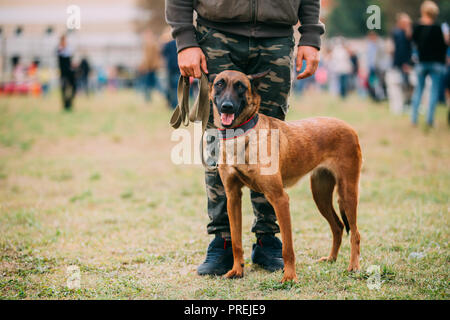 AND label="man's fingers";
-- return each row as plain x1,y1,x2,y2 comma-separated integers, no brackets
297,59,319,80
200,54,208,75
183,64,195,78
182,66,193,77
193,63,202,79
180,66,187,77
296,52,304,72
295,46,320,79
297,66,313,79
177,47,207,78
